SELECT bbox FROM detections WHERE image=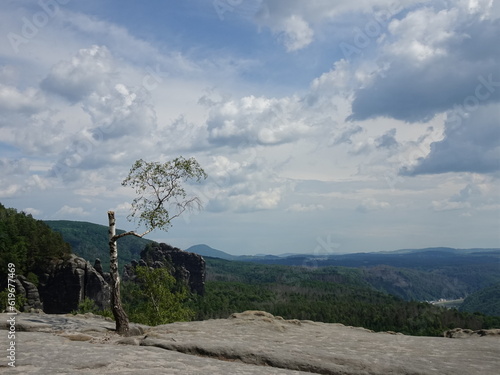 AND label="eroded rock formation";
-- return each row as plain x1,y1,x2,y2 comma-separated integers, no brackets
123,243,205,295
37,254,110,313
